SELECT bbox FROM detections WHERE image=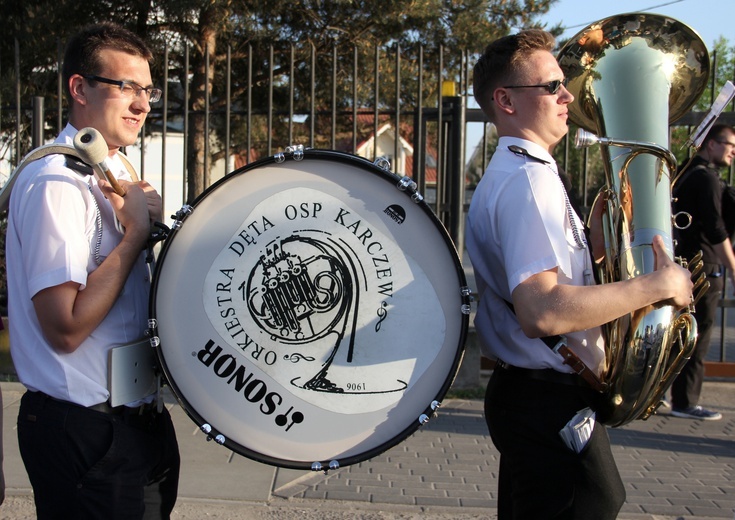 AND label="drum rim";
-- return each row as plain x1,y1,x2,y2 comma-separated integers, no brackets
150,149,469,469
